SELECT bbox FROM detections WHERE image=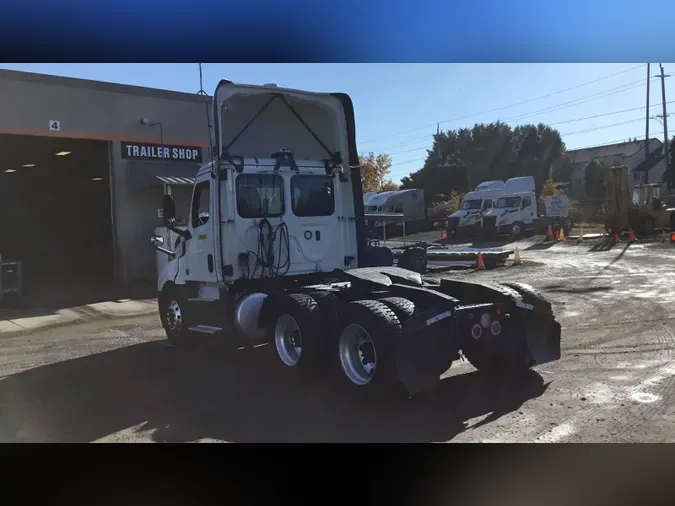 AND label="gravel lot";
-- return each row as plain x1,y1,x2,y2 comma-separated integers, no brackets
3,236,675,442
